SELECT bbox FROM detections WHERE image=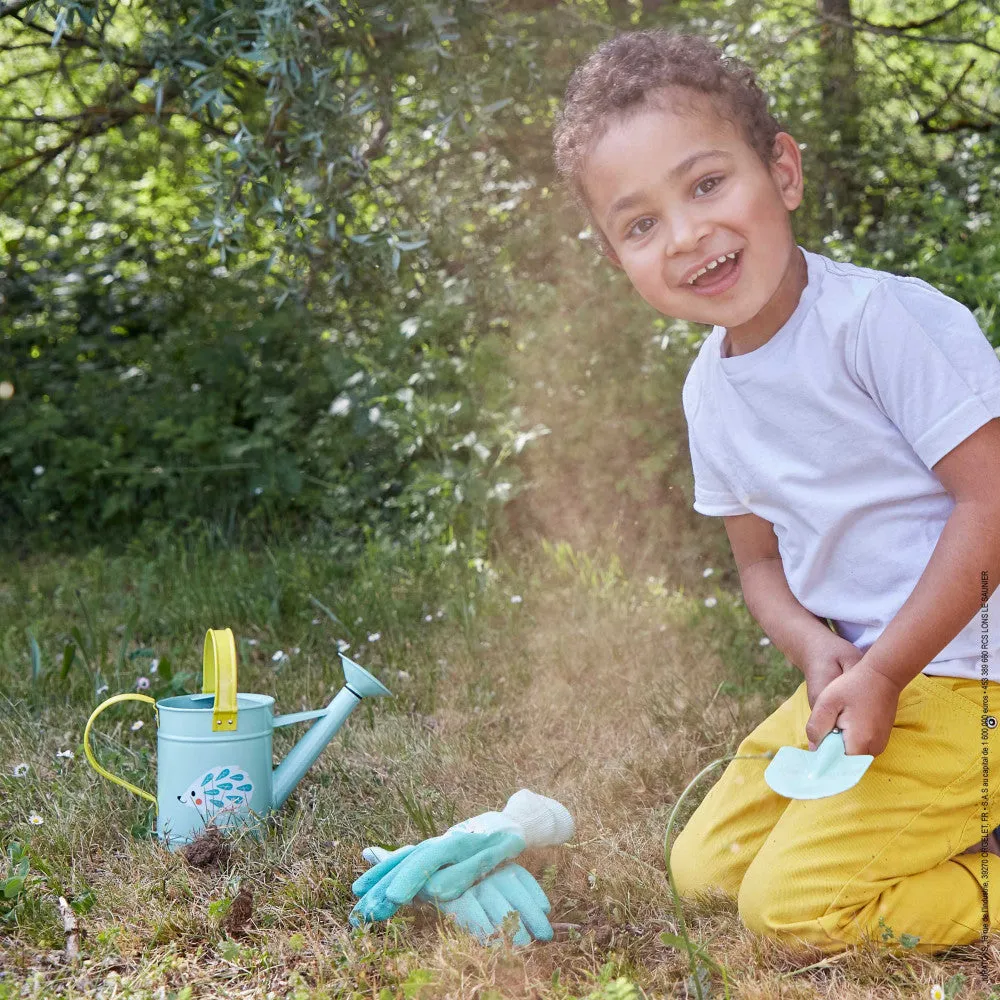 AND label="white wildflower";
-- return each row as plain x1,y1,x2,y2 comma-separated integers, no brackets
704,597,718,608
759,637,771,647
272,650,287,663
28,814,43,826
130,720,144,731
424,615,433,623
13,763,28,778
96,684,109,696
367,632,381,643
337,639,350,652
149,658,159,674
0,381,14,400
930,987,945,1000
136,676,150,691
510,595,523,604
397,670,411,681
55,750,74,760
329,395,351,416
33,465,44,476
702,567,714,578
